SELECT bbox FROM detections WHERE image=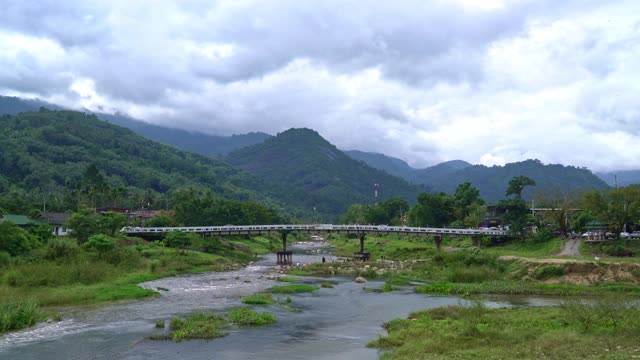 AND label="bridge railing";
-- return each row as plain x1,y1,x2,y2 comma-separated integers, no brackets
121,224,507,236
